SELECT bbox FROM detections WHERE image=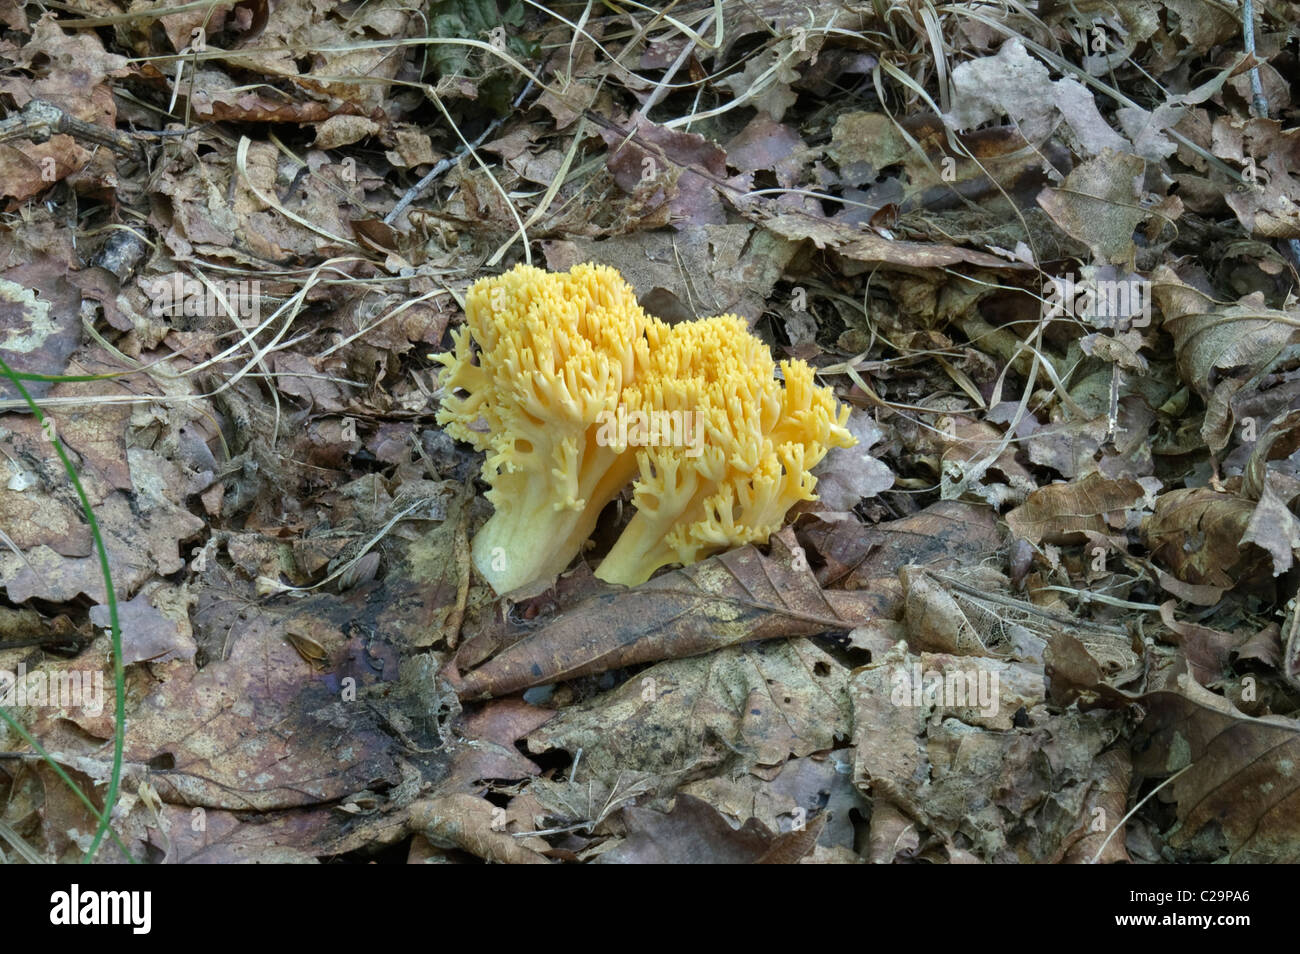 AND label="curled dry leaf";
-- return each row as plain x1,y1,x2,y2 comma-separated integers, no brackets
410,794,551,864
1151,265,1300,451
1239,477,1300,578
1157,600,1246,687
1057,748,1133,864
900,566,1003,657
1211,116,1300,239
